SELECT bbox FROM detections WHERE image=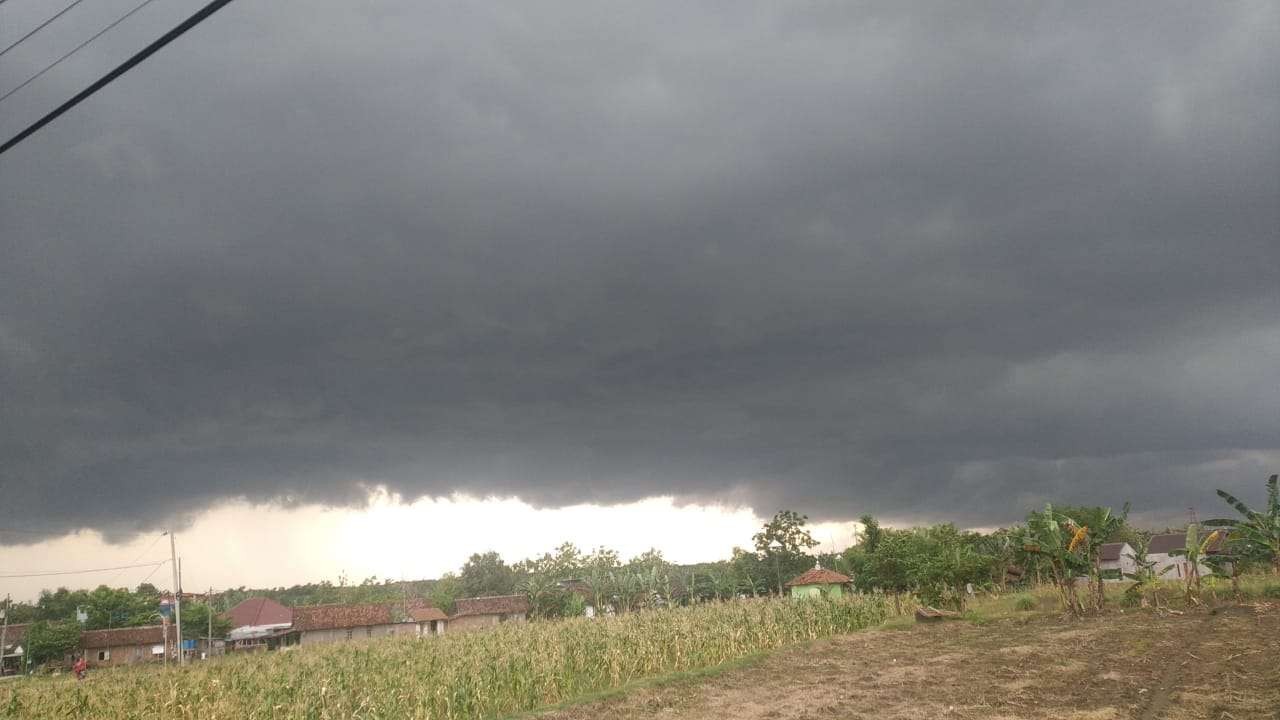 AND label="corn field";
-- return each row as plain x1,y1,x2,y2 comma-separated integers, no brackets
1,595,899,720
